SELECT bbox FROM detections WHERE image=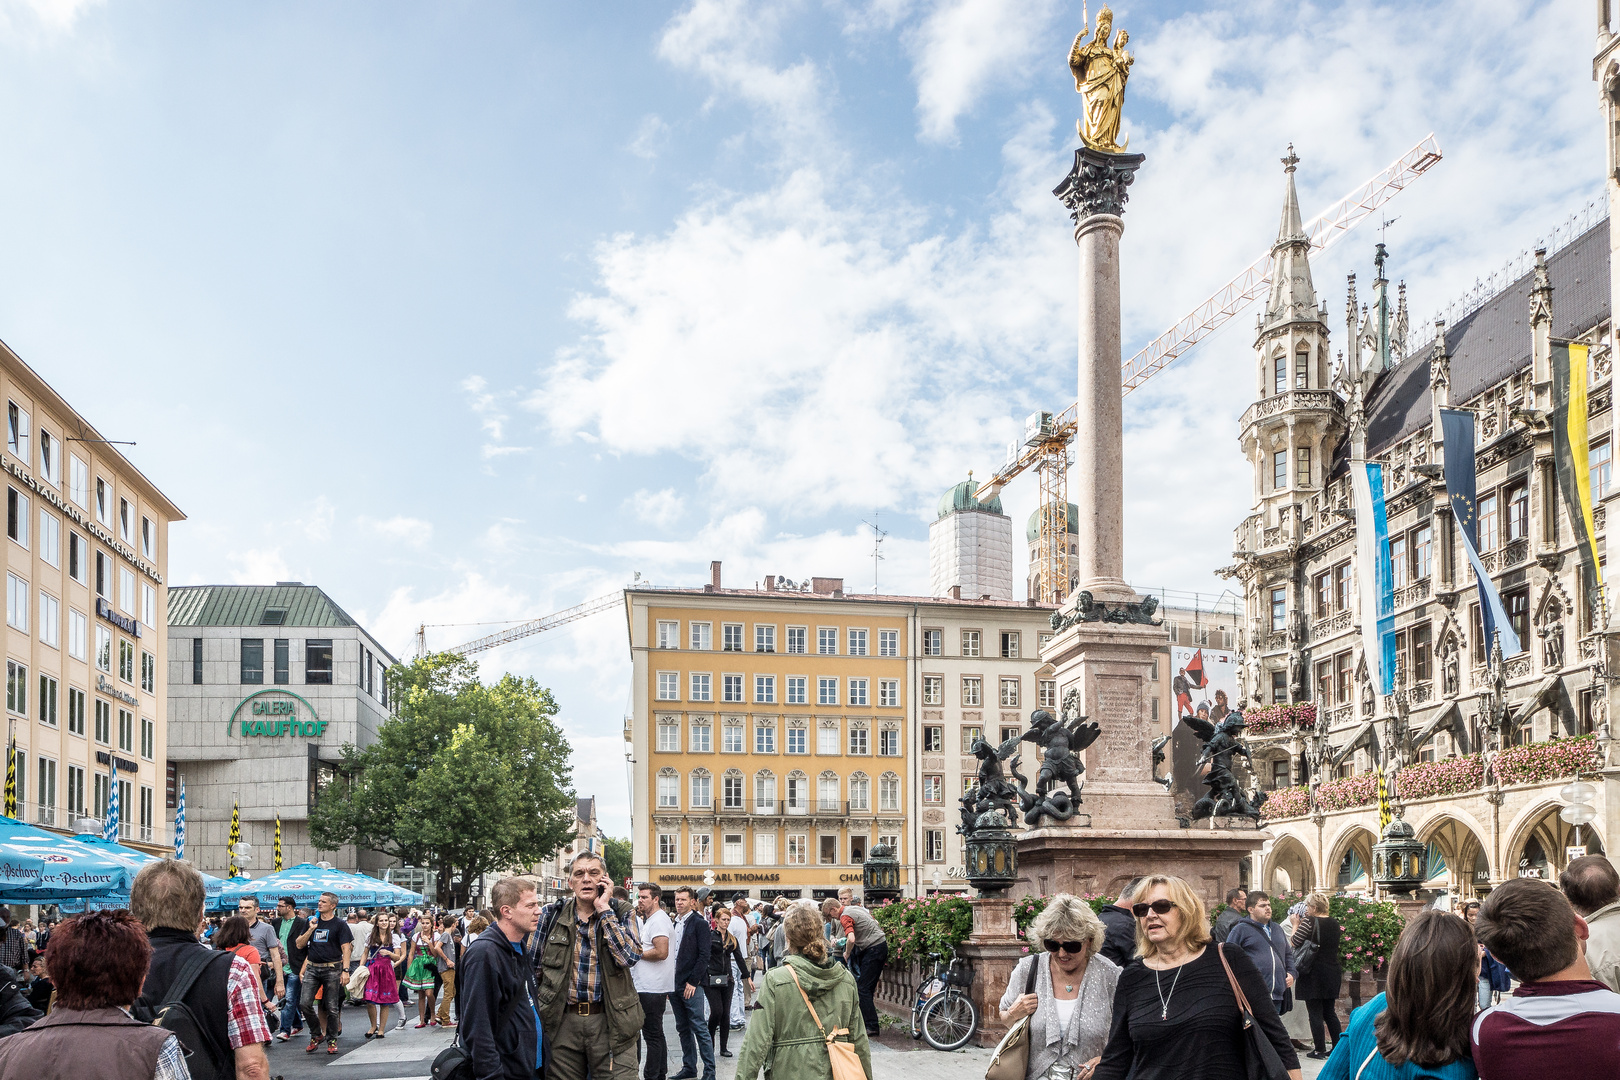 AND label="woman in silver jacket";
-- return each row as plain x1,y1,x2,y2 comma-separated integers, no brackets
999,894,1121,1080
